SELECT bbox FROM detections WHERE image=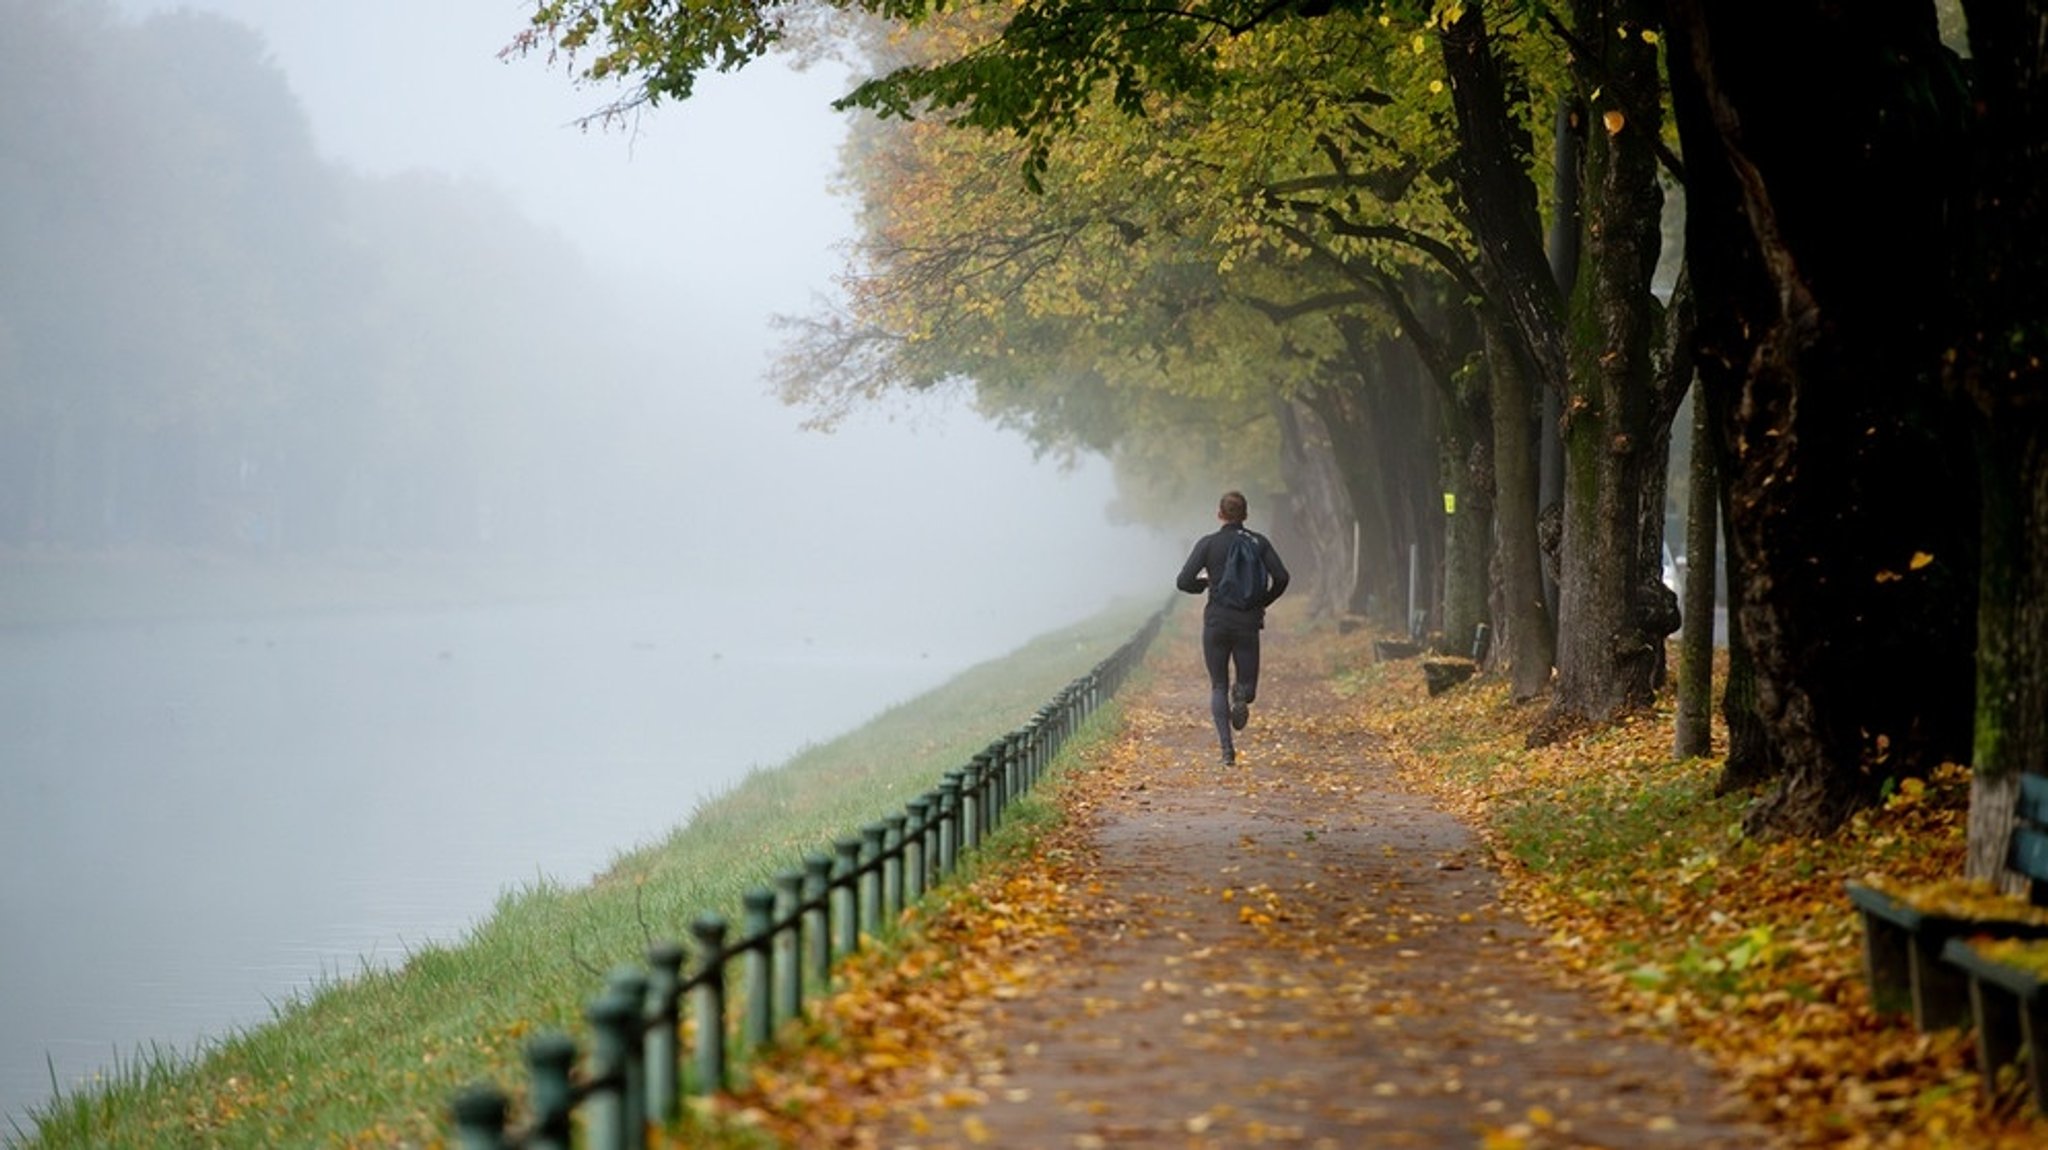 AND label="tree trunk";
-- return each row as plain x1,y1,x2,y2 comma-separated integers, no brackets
1956,0,2048,880
1484,309,1554,698
1667,0,1978,837
1675,377,1718,758
1303,327,1444,629
1441,325,1494,654
1968,419,2048,883
1545,0,1669,731
1275,398,1358,620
